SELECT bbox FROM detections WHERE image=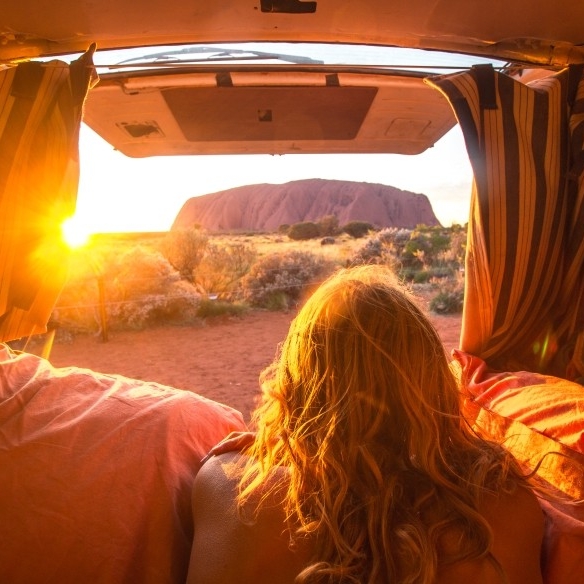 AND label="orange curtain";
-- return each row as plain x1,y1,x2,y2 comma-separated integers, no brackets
427,65,584,380
0,46,97,342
